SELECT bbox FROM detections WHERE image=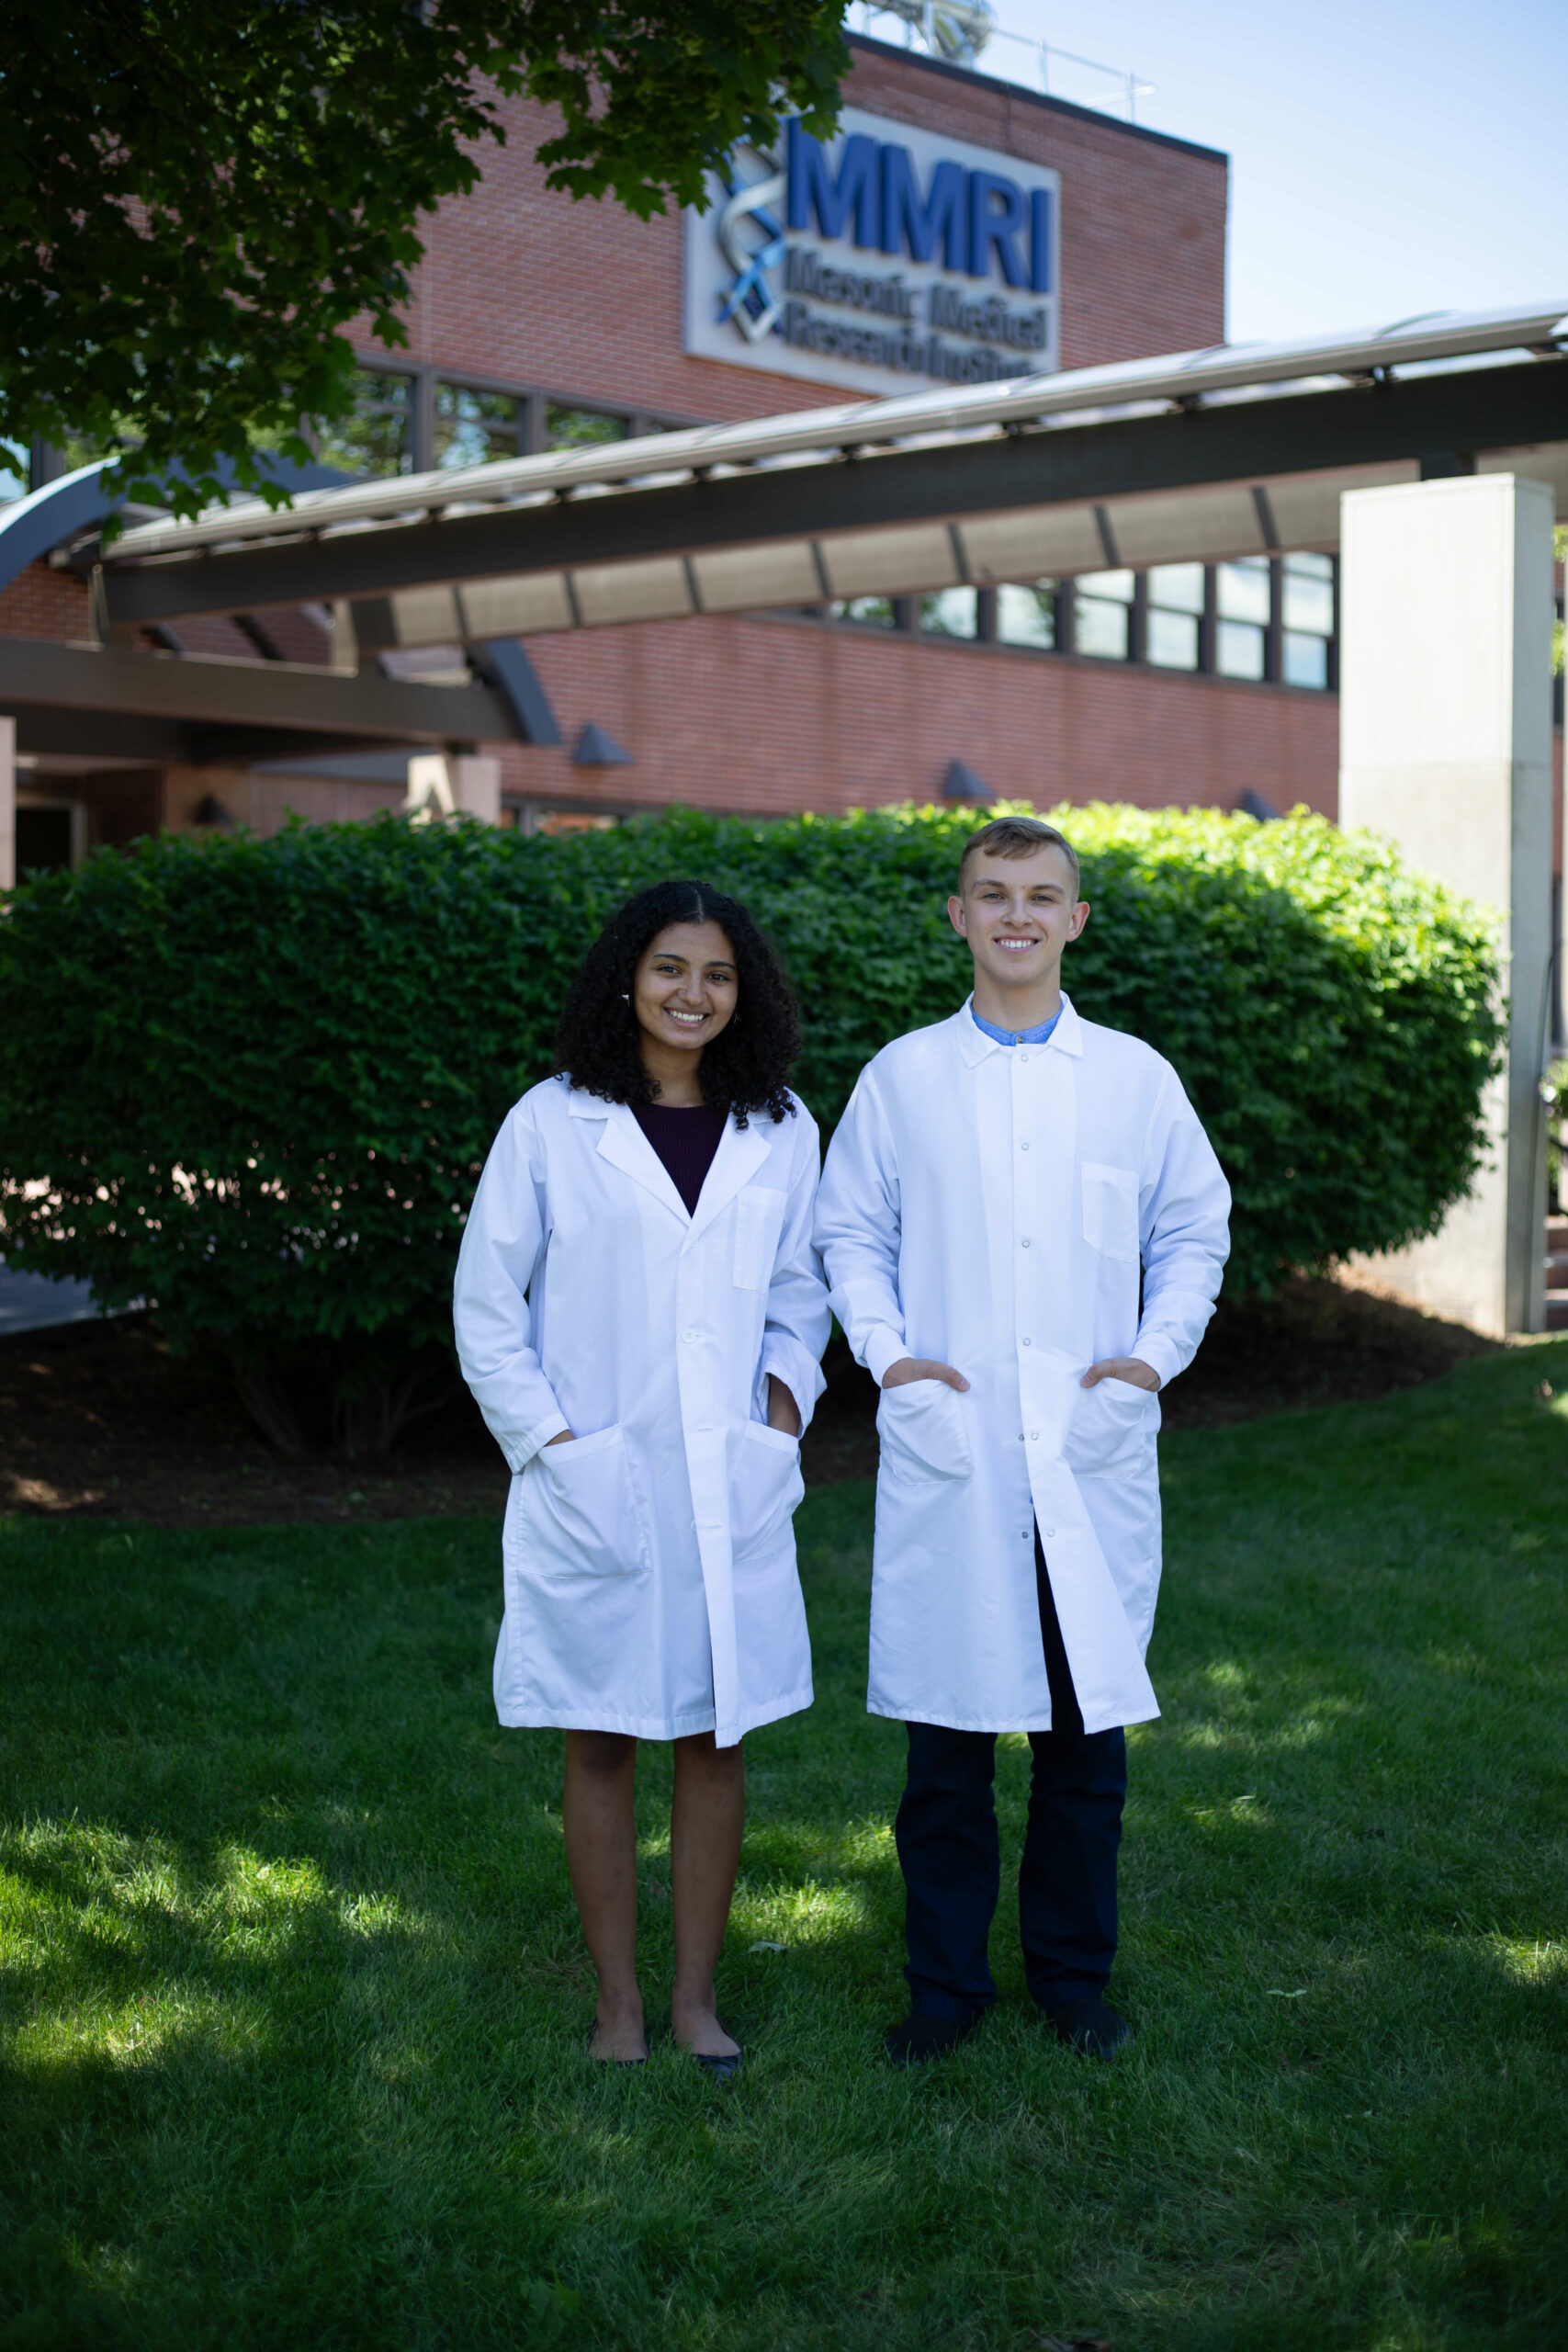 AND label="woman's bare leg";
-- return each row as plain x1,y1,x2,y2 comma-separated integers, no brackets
563,1730,646,2061
670,1731,745,2057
